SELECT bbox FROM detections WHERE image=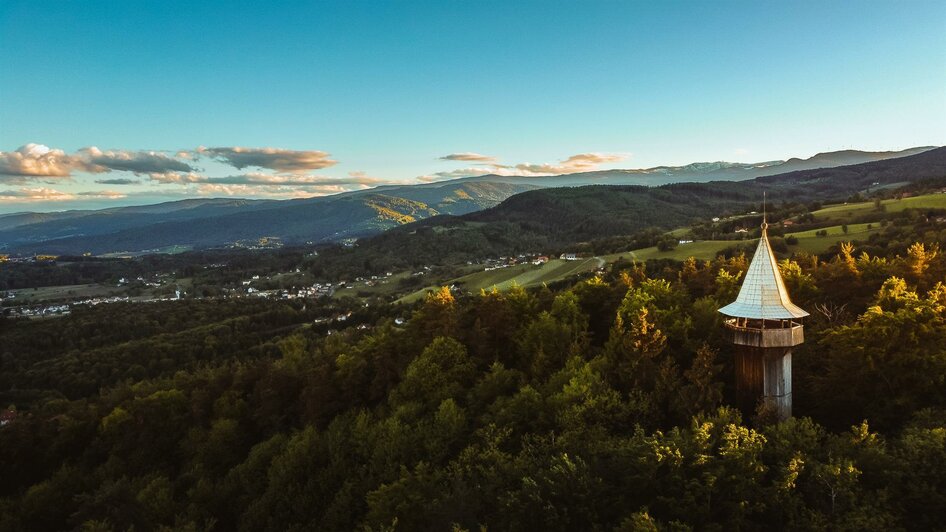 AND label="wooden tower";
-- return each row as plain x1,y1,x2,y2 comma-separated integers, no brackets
718,221,808,420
